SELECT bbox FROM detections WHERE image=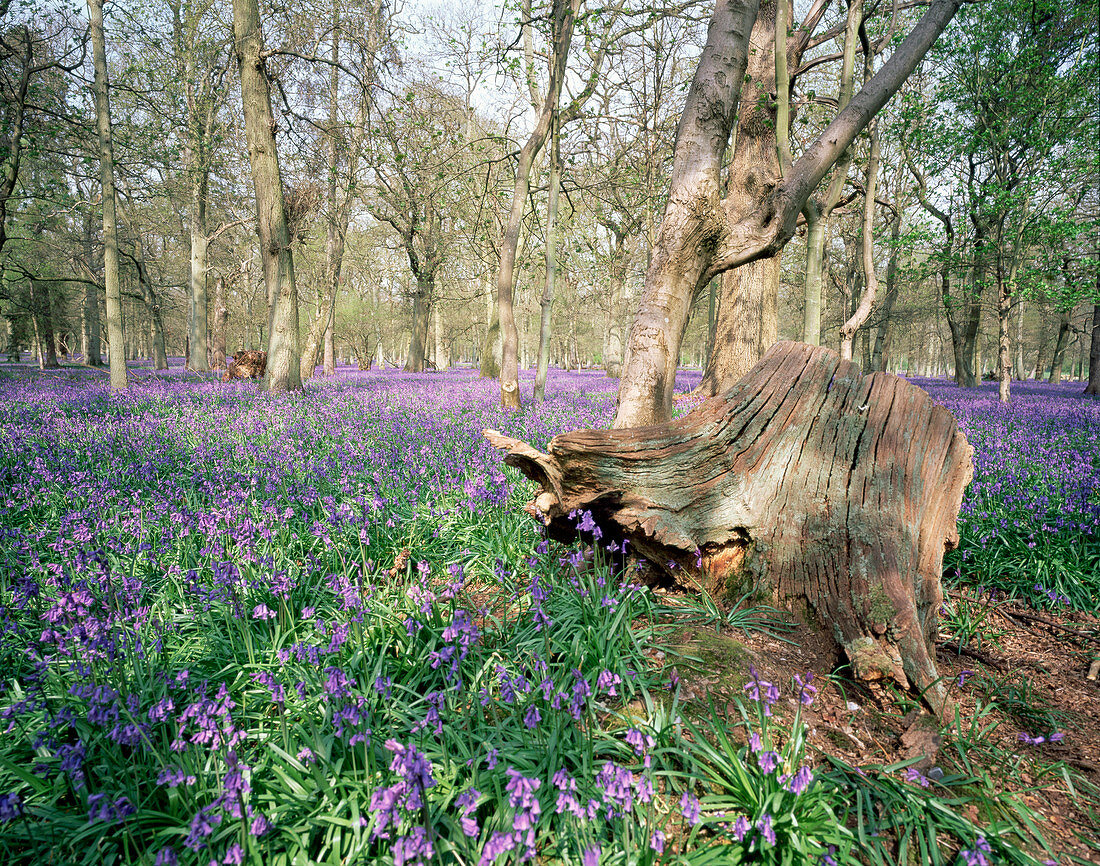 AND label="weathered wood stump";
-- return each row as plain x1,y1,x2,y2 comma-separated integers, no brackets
486,342,973,716
221,350,267,382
